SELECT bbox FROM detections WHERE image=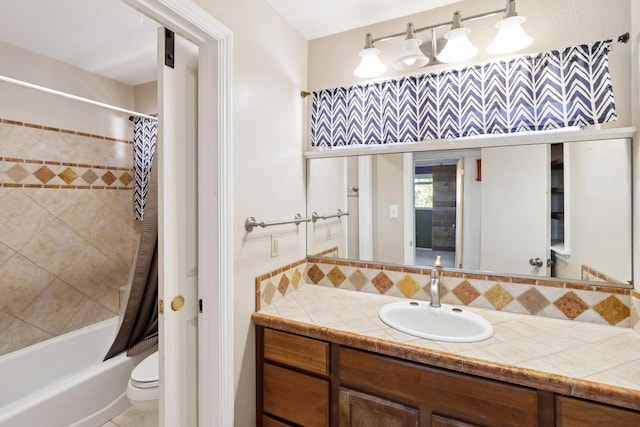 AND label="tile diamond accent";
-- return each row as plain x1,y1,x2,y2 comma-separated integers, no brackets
262,281,277,305
7,164,30,182
278,275,290,296
34,166,56,183
327,267,346,287
397,274,420,298
119,172,133,186
517,288,550,315
554,291,589,320
372,272,393,294
307,264,325,284
58,167,78,185
291,268,302,289
81,169,99,184
101,171,117,185
452,280,480,305
485,284,514,310
348,269,368,290
593,295,631,325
